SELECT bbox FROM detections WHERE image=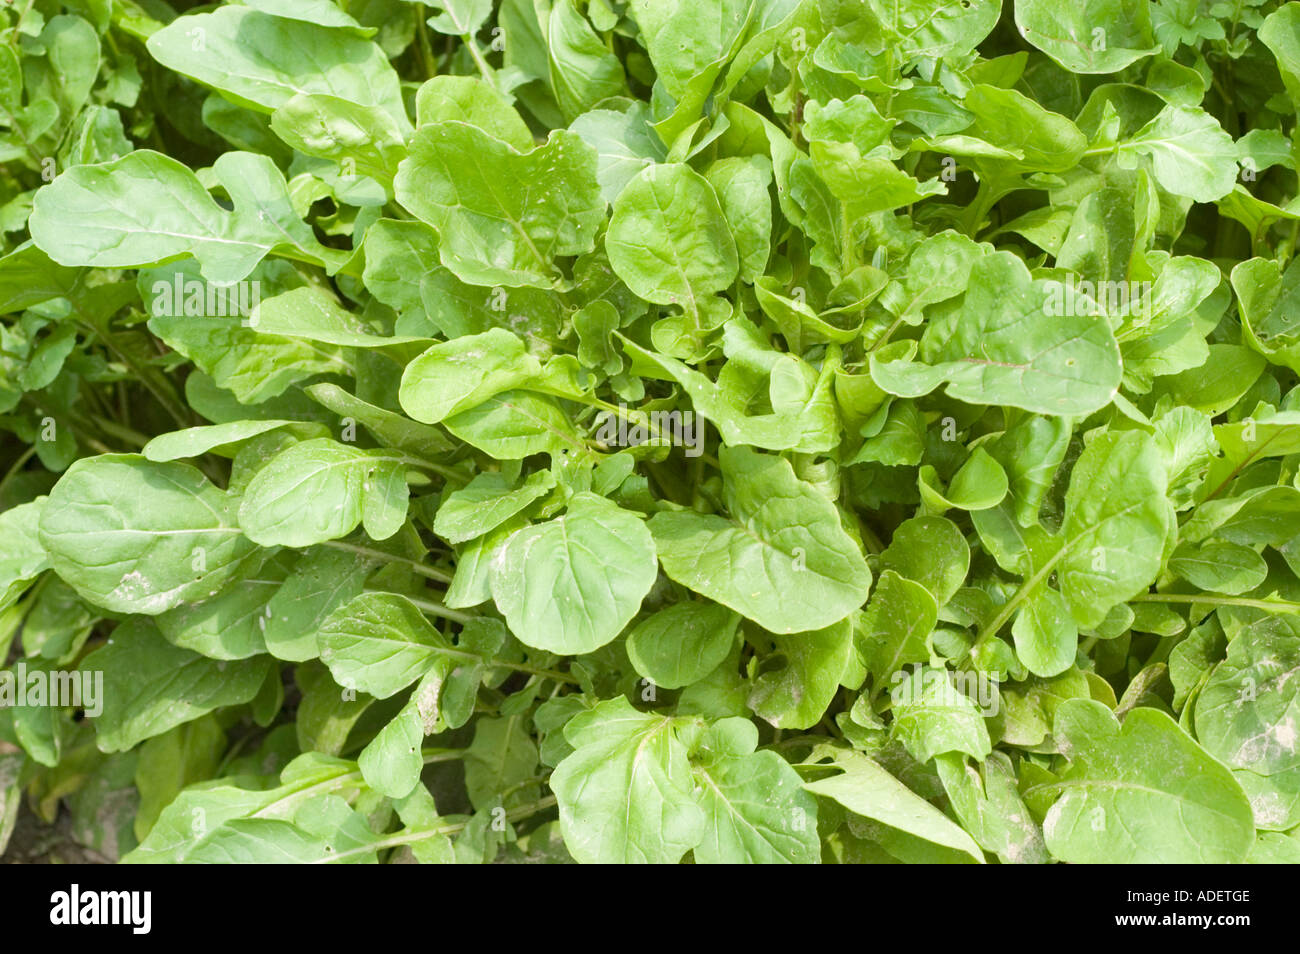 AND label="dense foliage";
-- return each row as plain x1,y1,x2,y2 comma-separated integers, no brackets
2,0,1300,864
